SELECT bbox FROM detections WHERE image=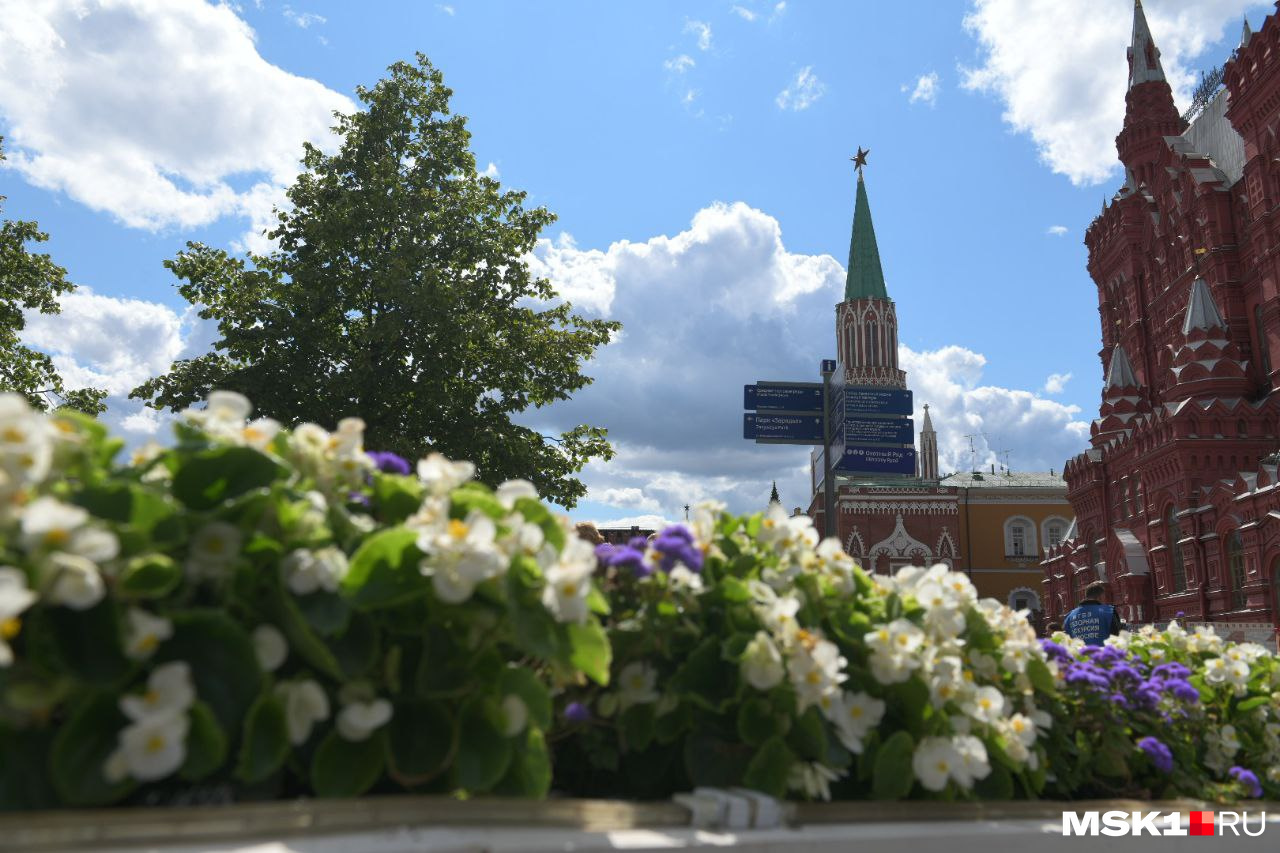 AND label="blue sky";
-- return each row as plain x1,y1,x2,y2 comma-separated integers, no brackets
0,0,1267,525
